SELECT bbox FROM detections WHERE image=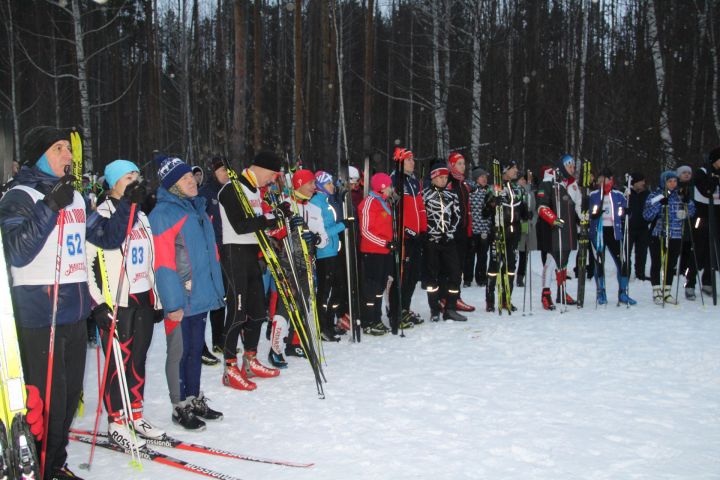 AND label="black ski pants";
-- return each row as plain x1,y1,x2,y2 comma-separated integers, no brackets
628,227,650,278
98,291,154,417
19,320,86,478
423,239,461,313
464,233,491,285
592,227,630,279
360,253,392,327
389,235,422,315
316,255,345,331
649,236,682,287
222,244,266,360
